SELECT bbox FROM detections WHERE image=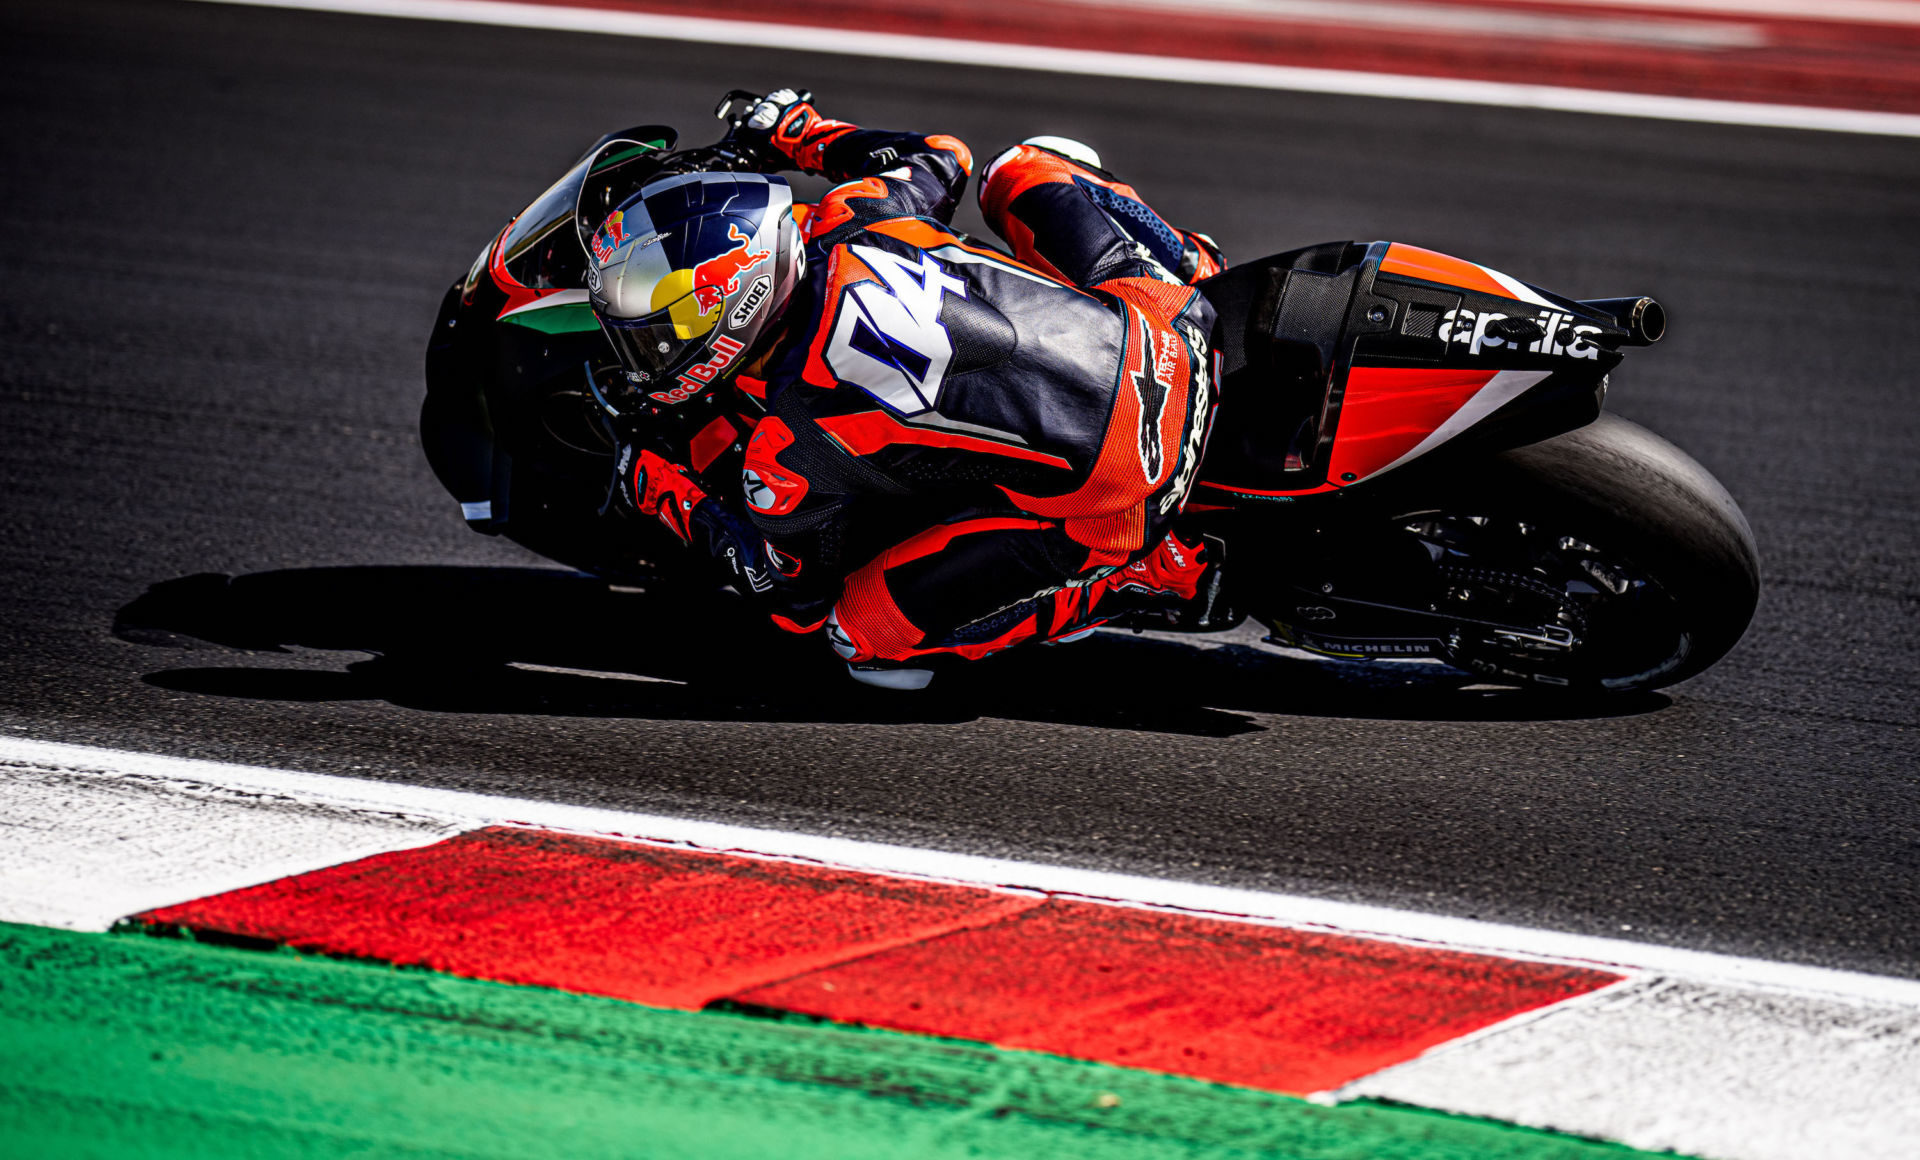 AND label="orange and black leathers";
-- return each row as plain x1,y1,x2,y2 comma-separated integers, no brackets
738,104,1219,662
